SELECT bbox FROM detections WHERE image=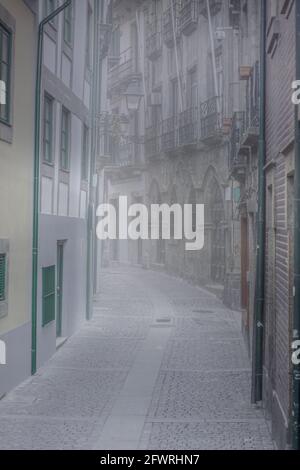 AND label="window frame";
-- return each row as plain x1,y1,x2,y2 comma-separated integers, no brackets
0,21,12,126
81,124,89,181
60,107,71,172
43,94,54,164
85,4,93,70
63,3,73,46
